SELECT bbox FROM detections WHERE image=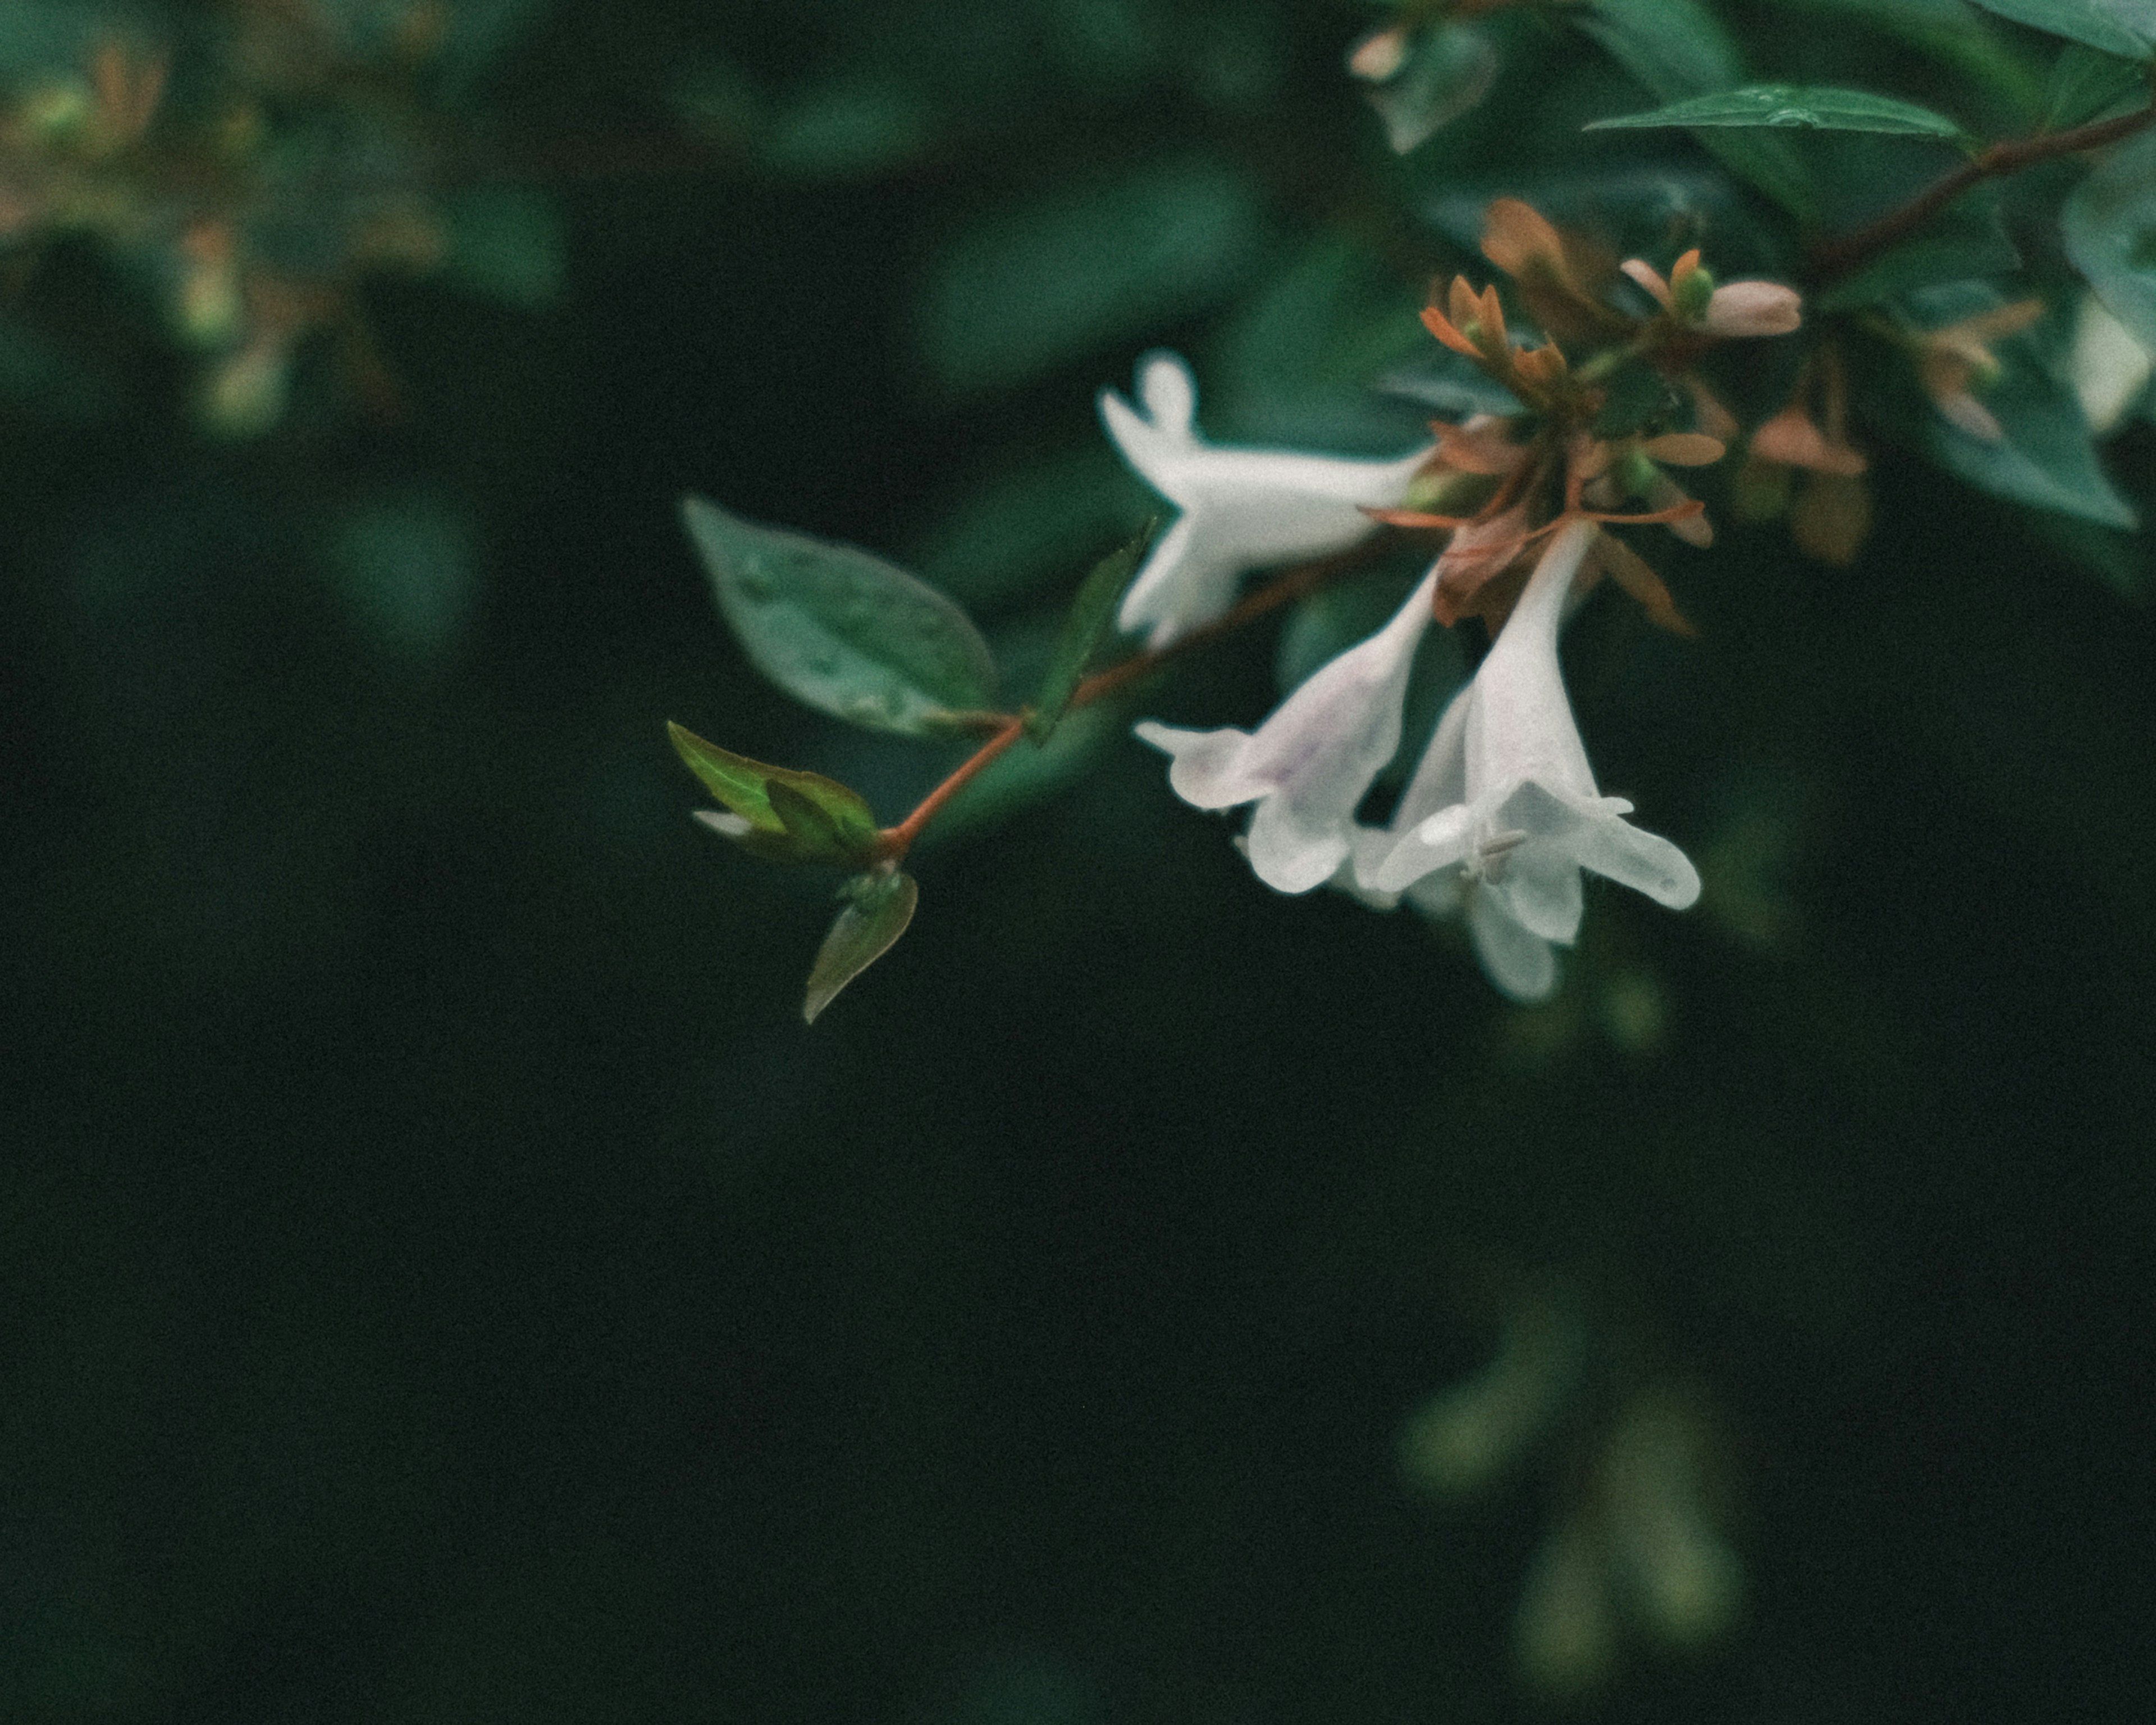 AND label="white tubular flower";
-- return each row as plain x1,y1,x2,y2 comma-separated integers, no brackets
1356,519,1700,1001
1100,352,1433,648
1136,570,1438,894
